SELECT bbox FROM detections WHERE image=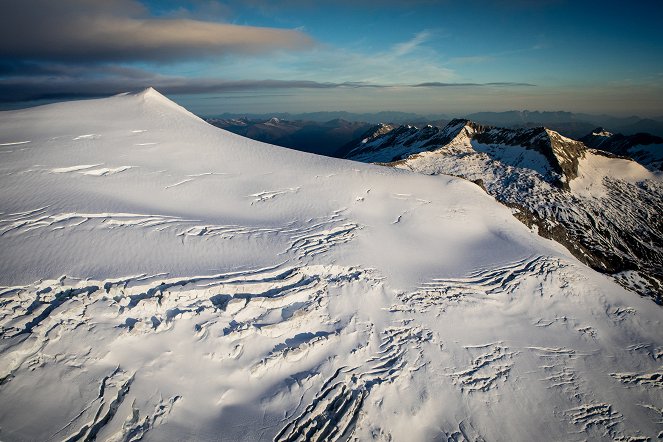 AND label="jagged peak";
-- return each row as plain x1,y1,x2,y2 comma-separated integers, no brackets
446,118,472,128
347,118,587,186
356,123,396,145
543,127,578,143
590,127,614,137
445,118,497,133
437,119,486,142
441,121,586,188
